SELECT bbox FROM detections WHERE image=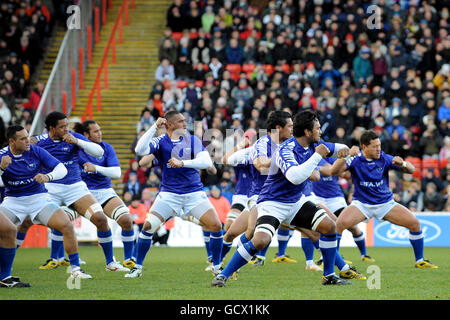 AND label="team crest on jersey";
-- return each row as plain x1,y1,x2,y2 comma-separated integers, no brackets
62,146,70,152
27,161,37,170
376,167,383,172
